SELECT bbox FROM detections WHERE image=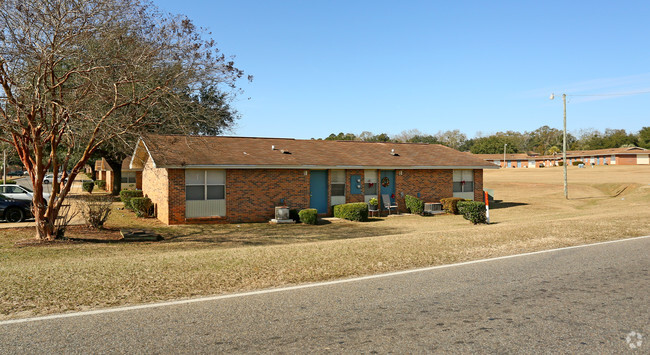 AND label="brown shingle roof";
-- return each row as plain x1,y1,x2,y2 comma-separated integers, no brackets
135,135,497,169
